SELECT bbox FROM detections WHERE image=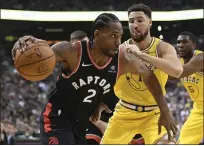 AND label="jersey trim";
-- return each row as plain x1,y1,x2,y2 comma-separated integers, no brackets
125,37,155,53
86,134,102,144
194,50,204,76
116,46,122,79
62,41,82,78
87,46,112,70
156,40,163,57
43,102,52,132
141,37,155,52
